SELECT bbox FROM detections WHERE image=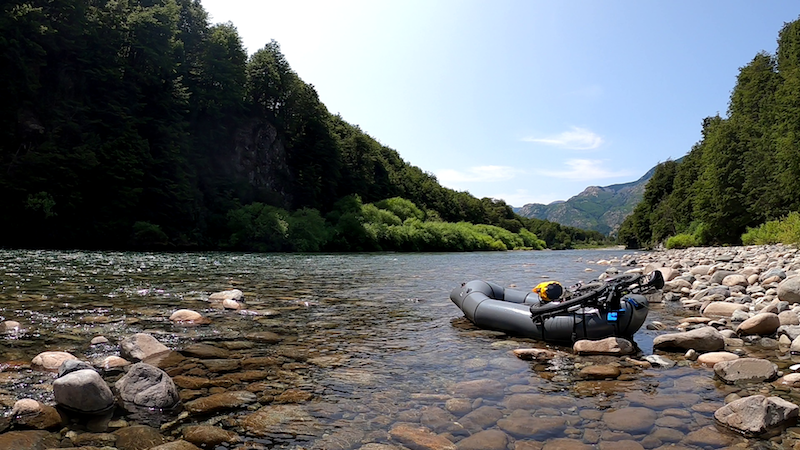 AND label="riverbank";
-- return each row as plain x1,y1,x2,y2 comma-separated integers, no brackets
2,248,800,449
